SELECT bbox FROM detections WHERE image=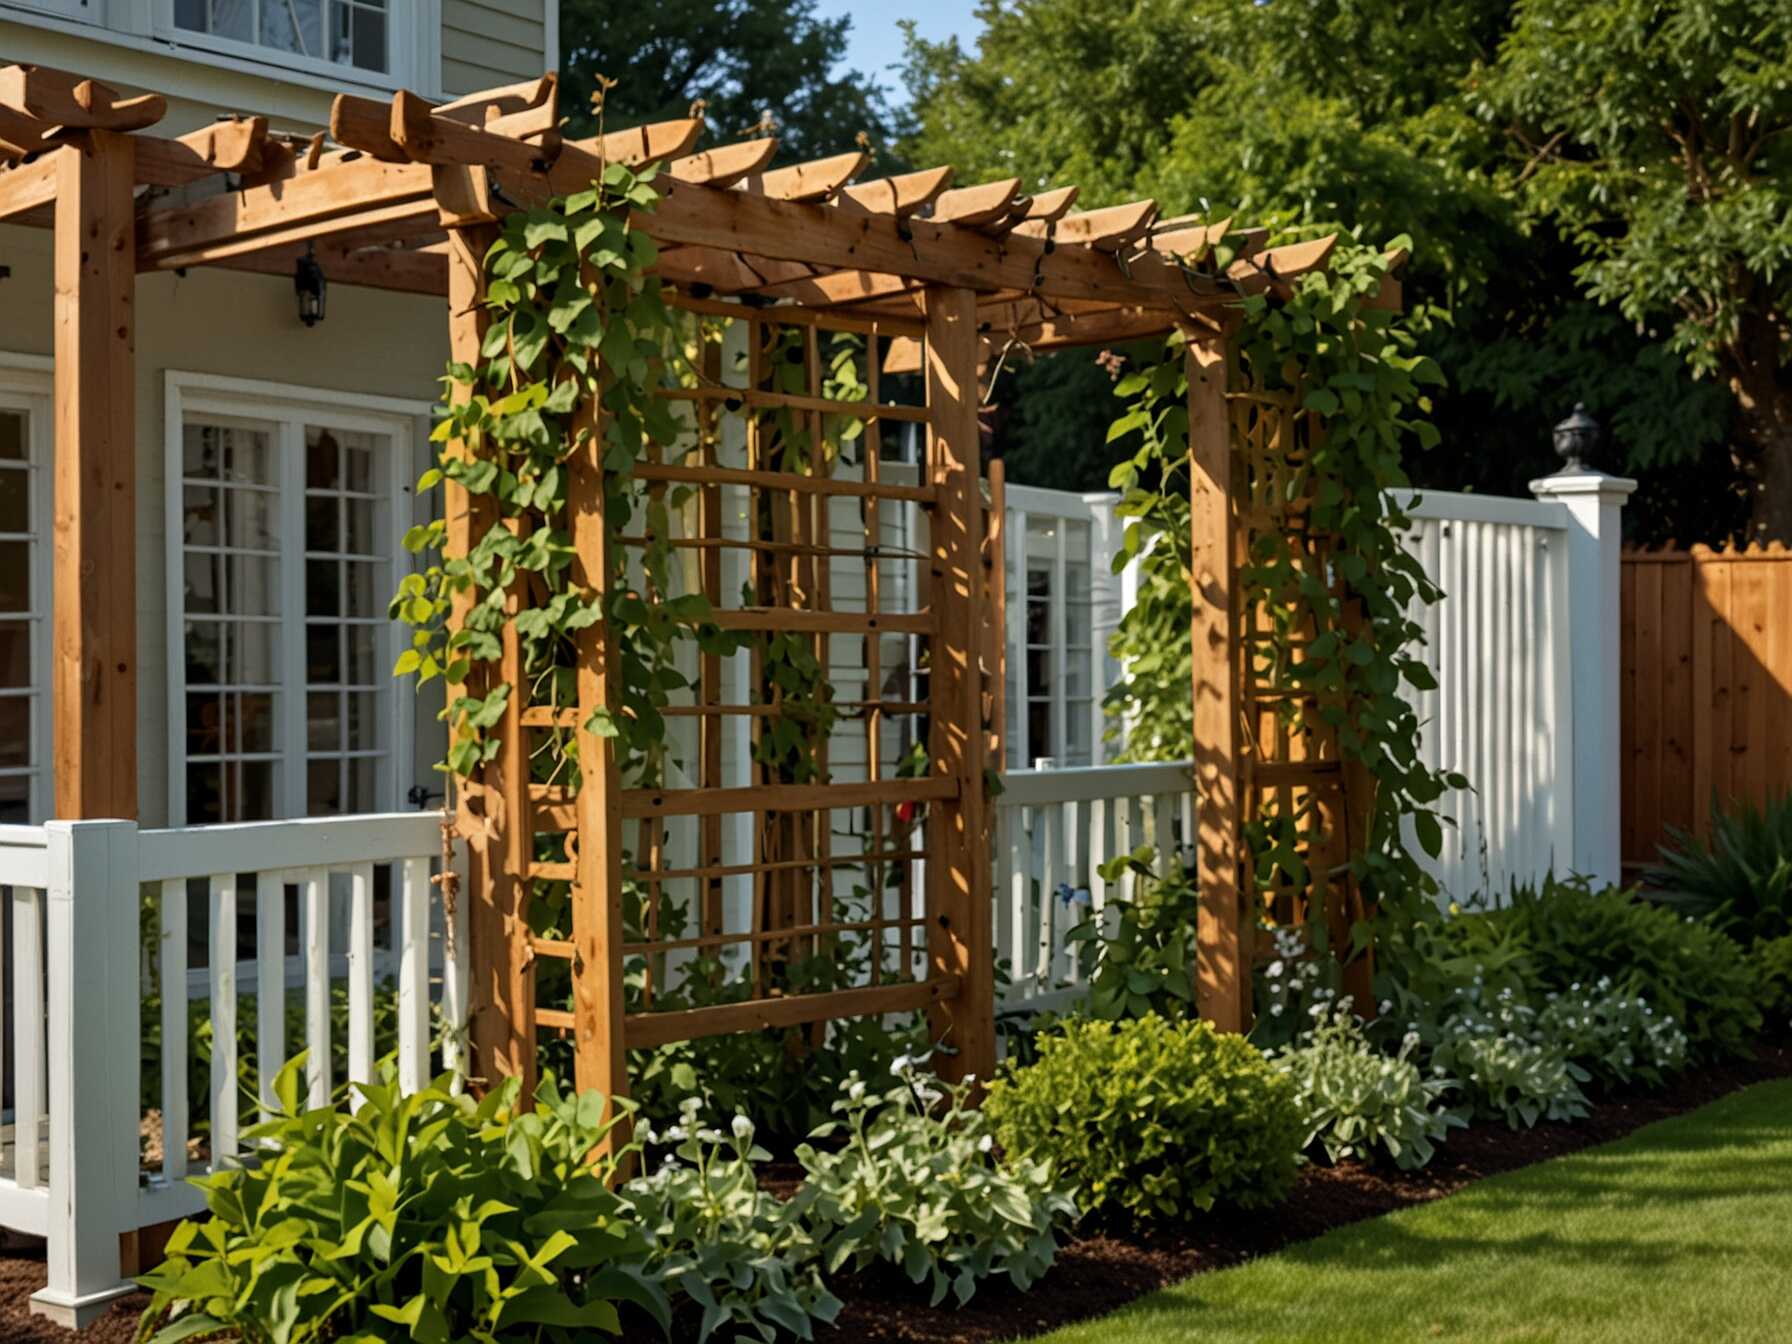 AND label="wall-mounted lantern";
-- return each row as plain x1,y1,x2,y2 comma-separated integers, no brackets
294,244,327,328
